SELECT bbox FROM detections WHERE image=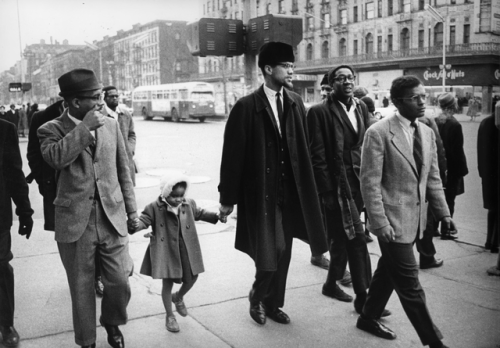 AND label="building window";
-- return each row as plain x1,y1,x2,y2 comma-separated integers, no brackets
463,24,470,44
388,0,393,15
418,29,424,48
378,0,383,17
306,43,313,60
434,22,443,46
451,0,456,3
388,34,393,51
418,0,425,11
402,0,411,13
279,0,285,13
322,12,331,28
377,35,382,51
266,3,271,14
292,0,298,15
322,40,329,58
203,4,205,14
400,28,410,50
354,6,358,22
366,33,374,54
339,9,347,25
339,38,347,56
366,2,375,19
449,25,456,45
353,39,358,55
307,15,314,31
